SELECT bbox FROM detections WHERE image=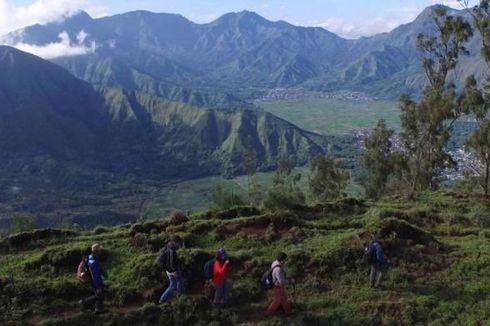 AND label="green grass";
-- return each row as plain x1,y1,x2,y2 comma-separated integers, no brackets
1,191,489,325
260,98,400,135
